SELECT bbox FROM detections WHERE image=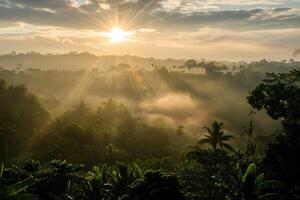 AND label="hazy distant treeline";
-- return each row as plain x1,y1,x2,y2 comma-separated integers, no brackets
1,60,291,145
0,52,299,73
0,51,185,70
1,55,299,151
